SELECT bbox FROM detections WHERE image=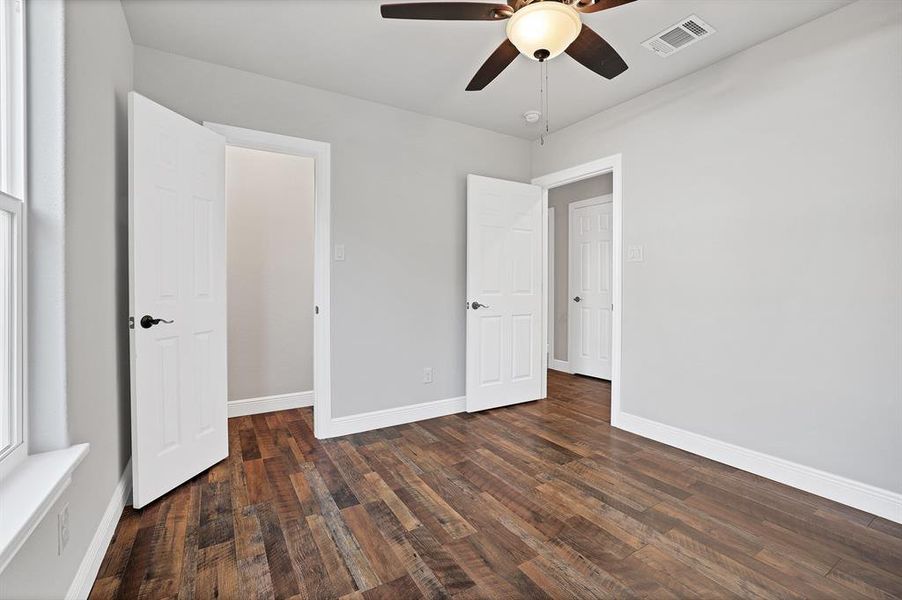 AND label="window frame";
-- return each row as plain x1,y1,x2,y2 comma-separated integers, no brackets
0,0,27,476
